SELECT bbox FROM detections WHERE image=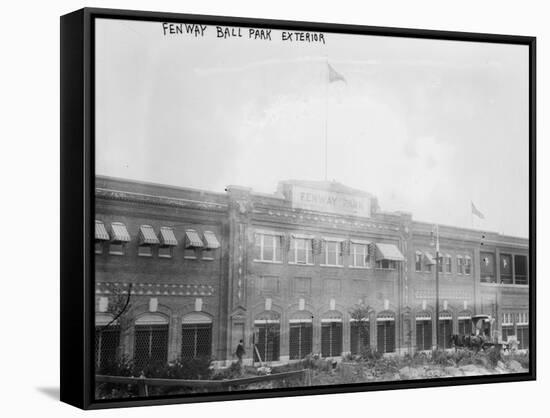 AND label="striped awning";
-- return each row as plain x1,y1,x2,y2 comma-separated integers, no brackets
185,229,204,248
95,220,110,241
424,252,436,265
375,243,404,261
139,225,160,245
203,231,220,249
159,227,178,246
111,222,131,242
